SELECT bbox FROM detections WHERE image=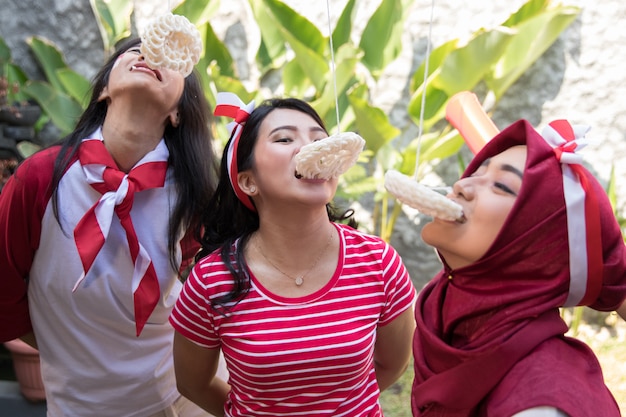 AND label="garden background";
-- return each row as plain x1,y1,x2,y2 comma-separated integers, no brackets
1,0,625,415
